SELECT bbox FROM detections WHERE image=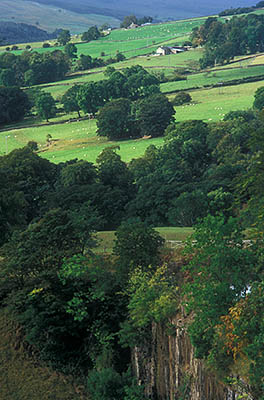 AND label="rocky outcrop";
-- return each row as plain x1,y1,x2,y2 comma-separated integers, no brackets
132,314,235,400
